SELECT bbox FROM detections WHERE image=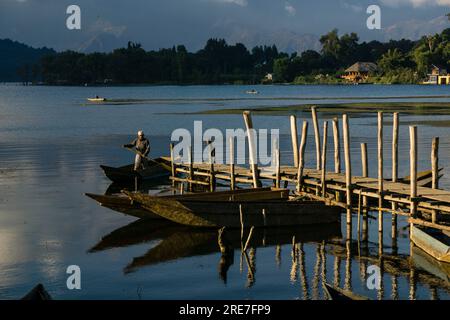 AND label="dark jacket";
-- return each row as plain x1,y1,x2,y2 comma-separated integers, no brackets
125,137,150,156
